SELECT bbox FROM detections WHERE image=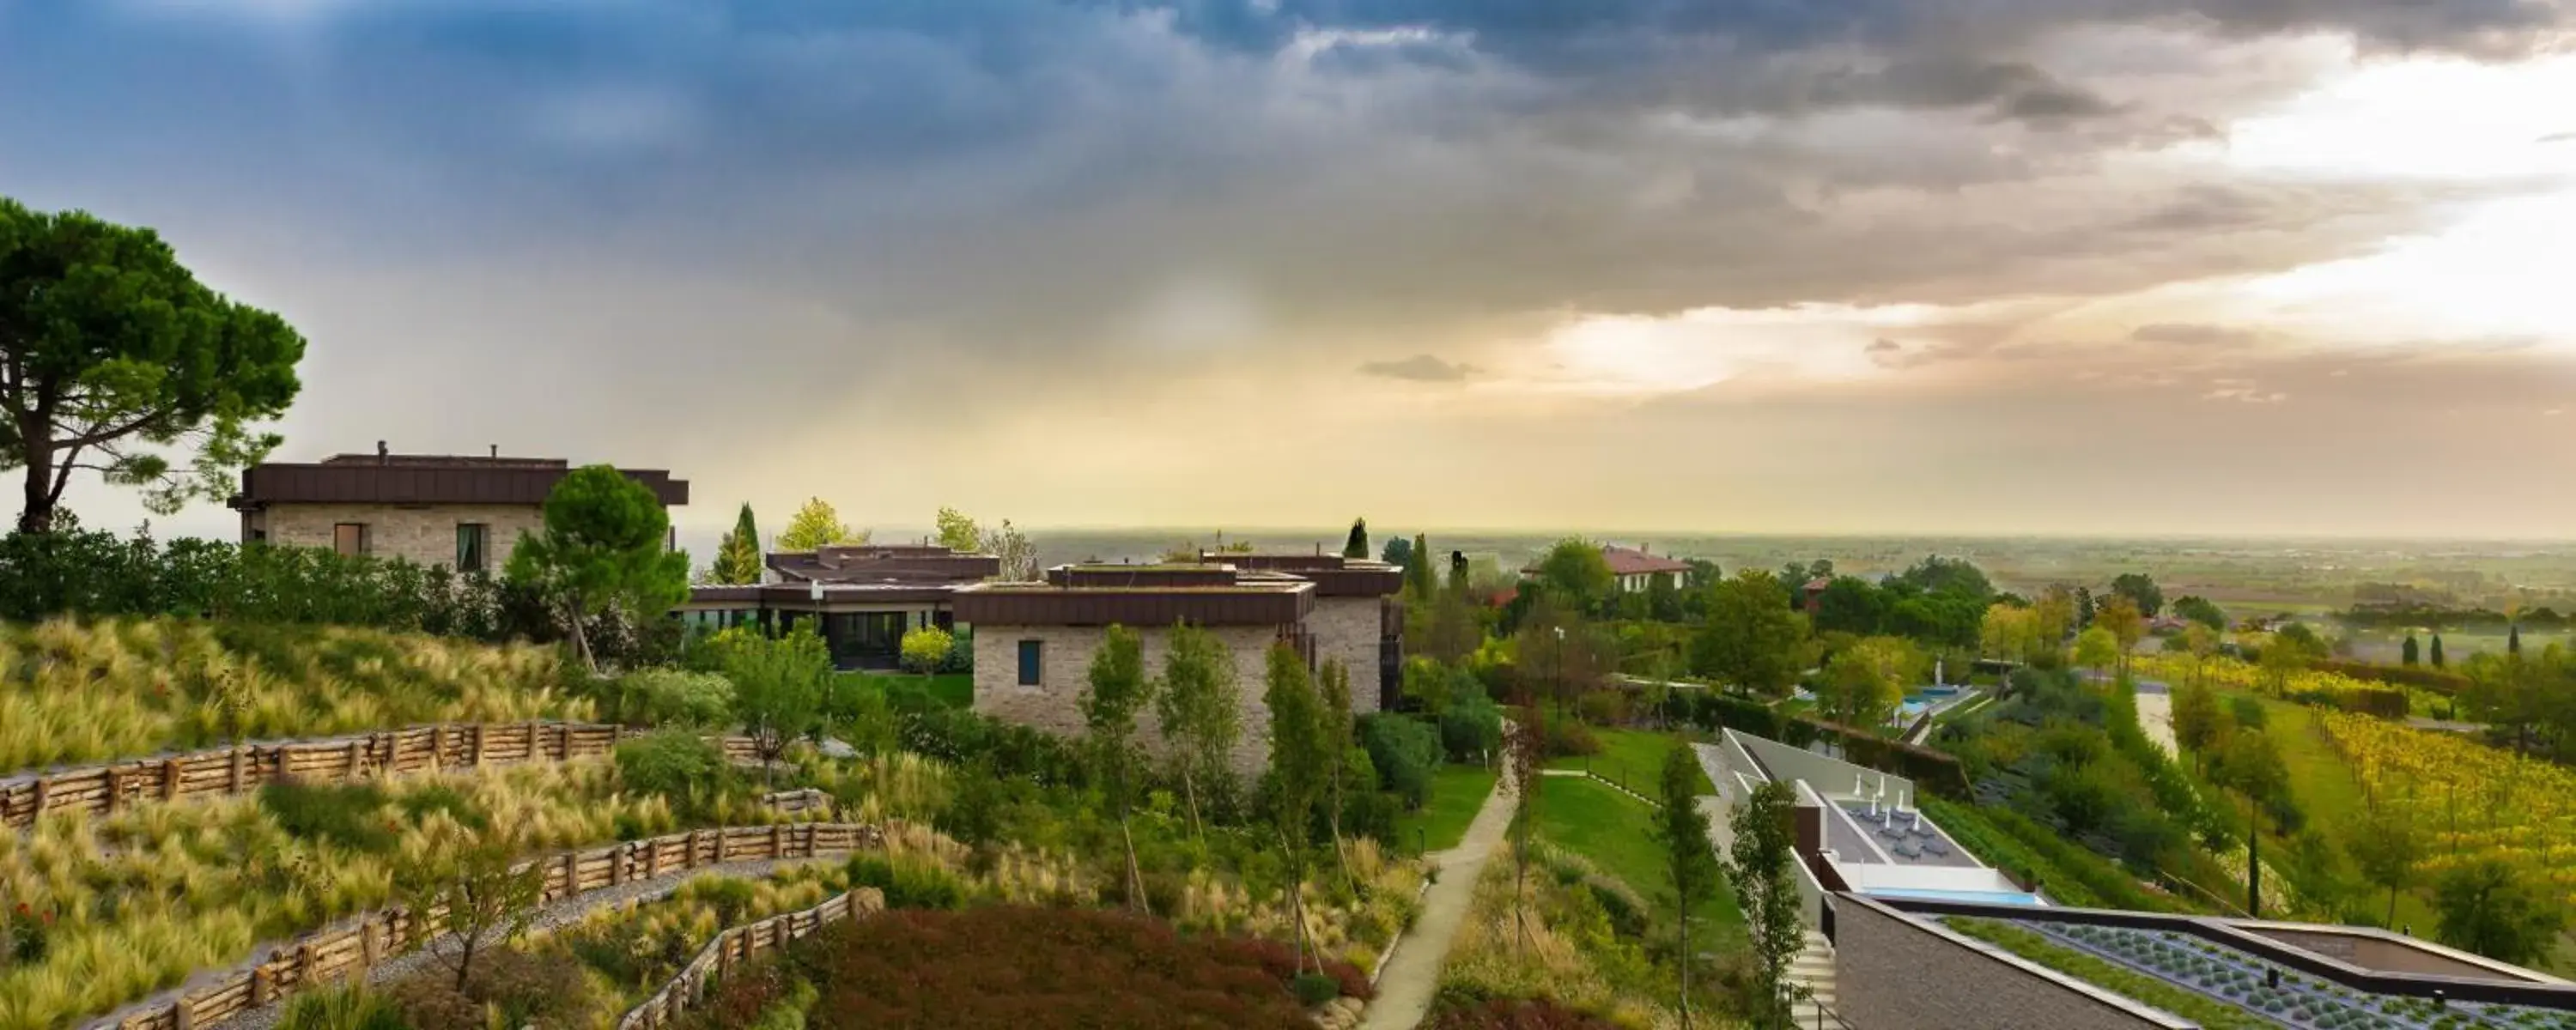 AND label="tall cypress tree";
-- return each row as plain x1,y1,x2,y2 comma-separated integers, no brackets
1342,518,1369,559
708,502,763,585
2431,633,2447,669
2402,633,2421,667
2509,624,2523,657
1406,533,1434,596
1449,550,1469,593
